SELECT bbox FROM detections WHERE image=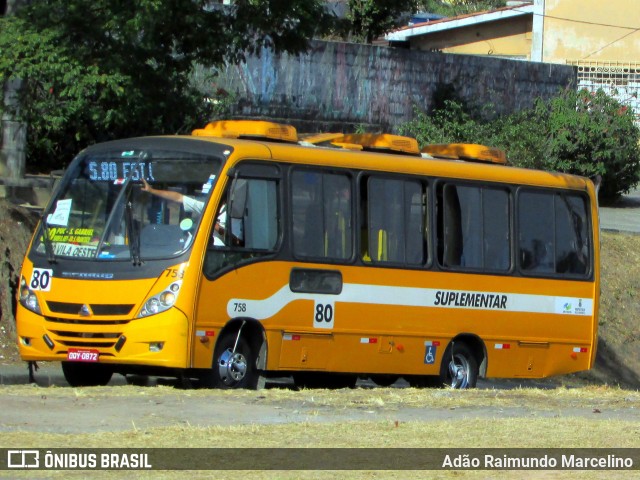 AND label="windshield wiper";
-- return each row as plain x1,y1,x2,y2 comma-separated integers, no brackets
40,219,57,264
124,199,141,265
